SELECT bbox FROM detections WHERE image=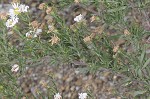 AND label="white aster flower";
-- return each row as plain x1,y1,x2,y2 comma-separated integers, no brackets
19,4,29,12
12,3,20,9
10,16,19,22
11,64,19,72
26,31,33,38
33,34,38,38
6,19,15,27
10,3,21,16
78,93,88,99
35,28,42,35
8,9,17,17
48,25,52,29
6,16,19,27
74,14,83,22
54,93,62,99
8,3,29,17
33,28,42,38
6,2,29,28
